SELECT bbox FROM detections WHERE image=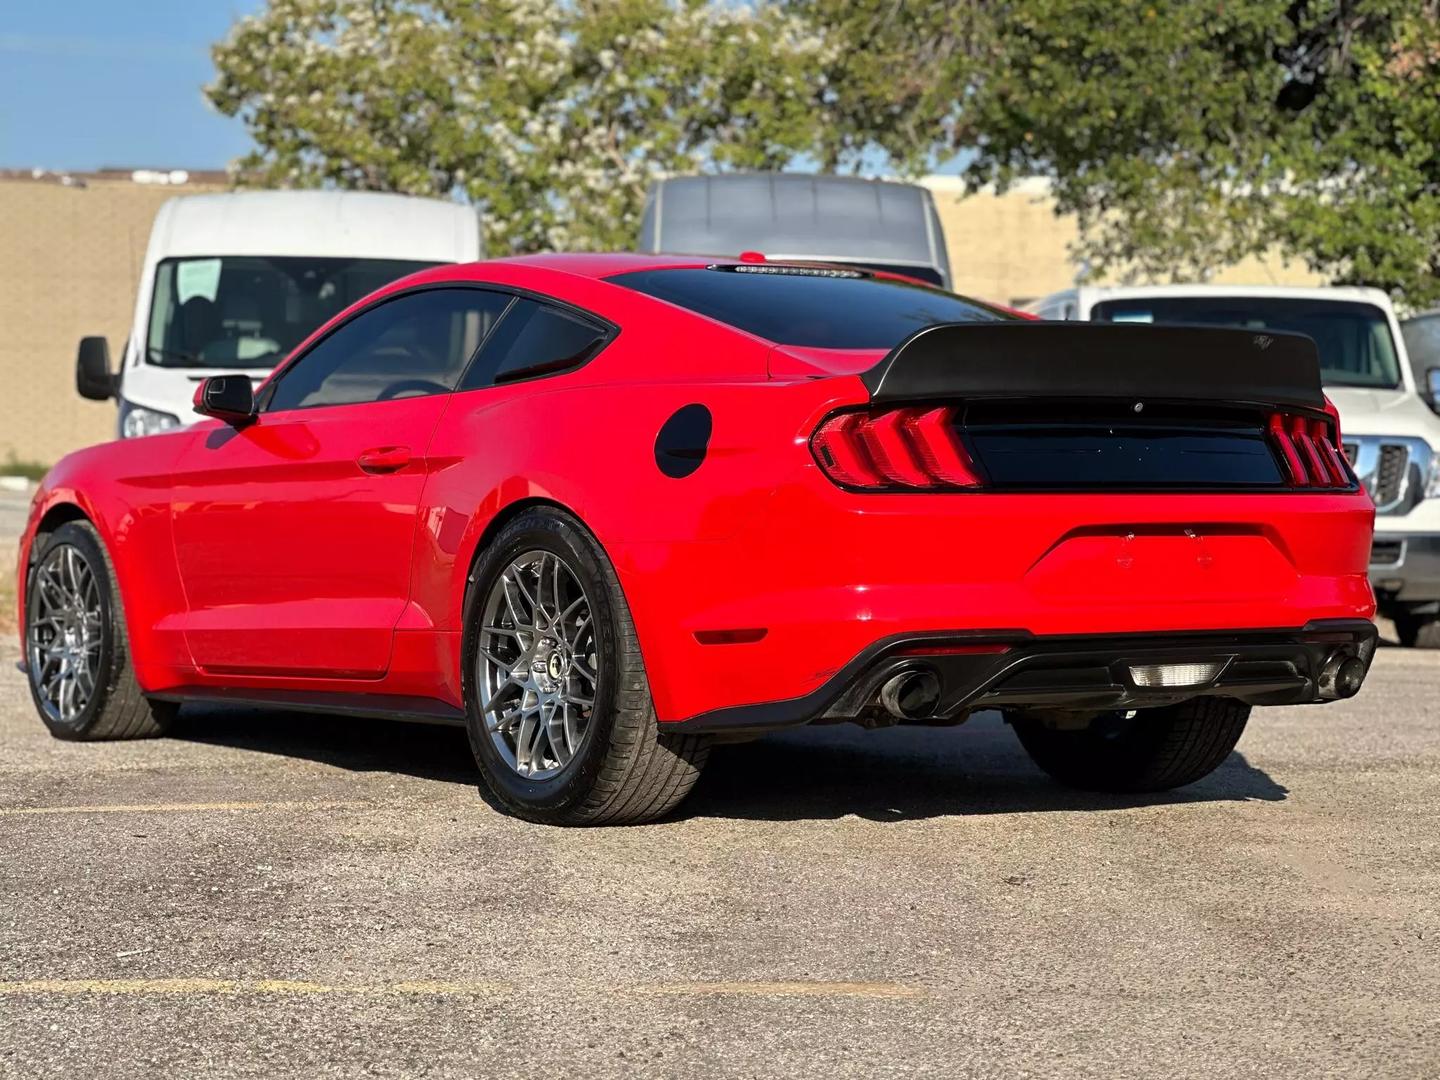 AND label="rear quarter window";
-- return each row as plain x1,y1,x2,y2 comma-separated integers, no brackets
459,299,611,390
